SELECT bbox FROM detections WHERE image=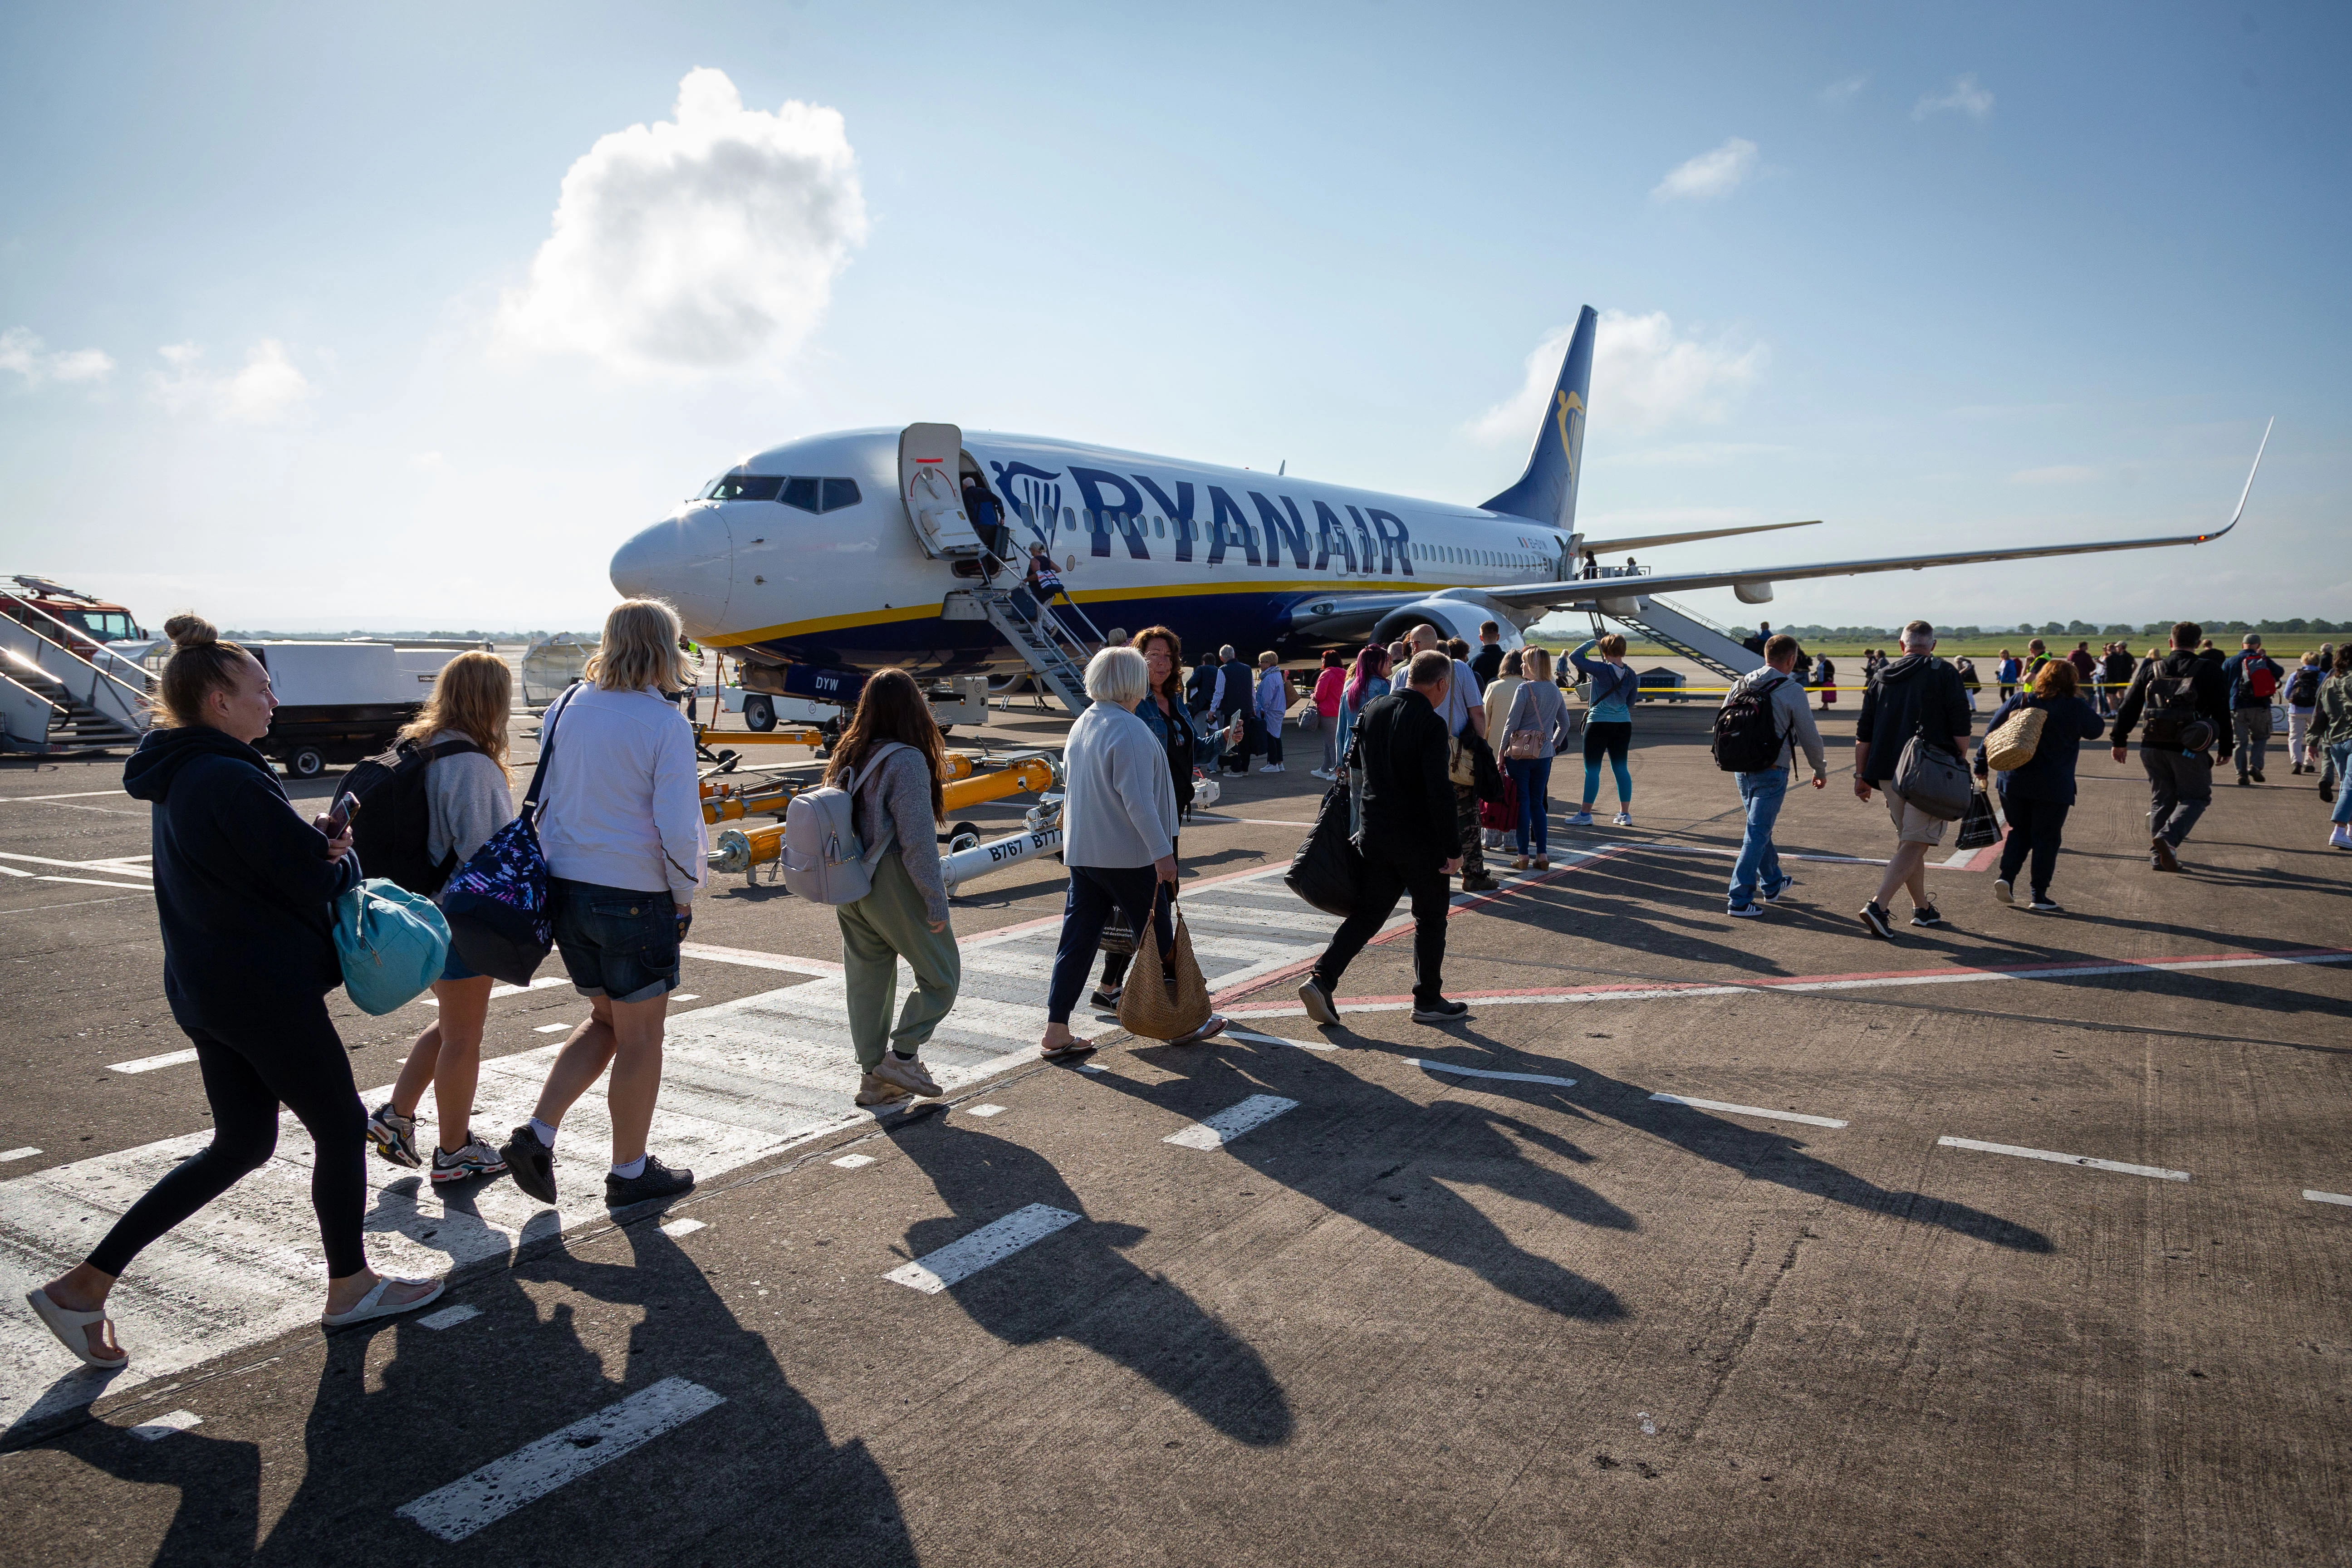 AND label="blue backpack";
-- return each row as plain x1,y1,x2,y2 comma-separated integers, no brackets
439,683,579,985
334,878,451,1014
